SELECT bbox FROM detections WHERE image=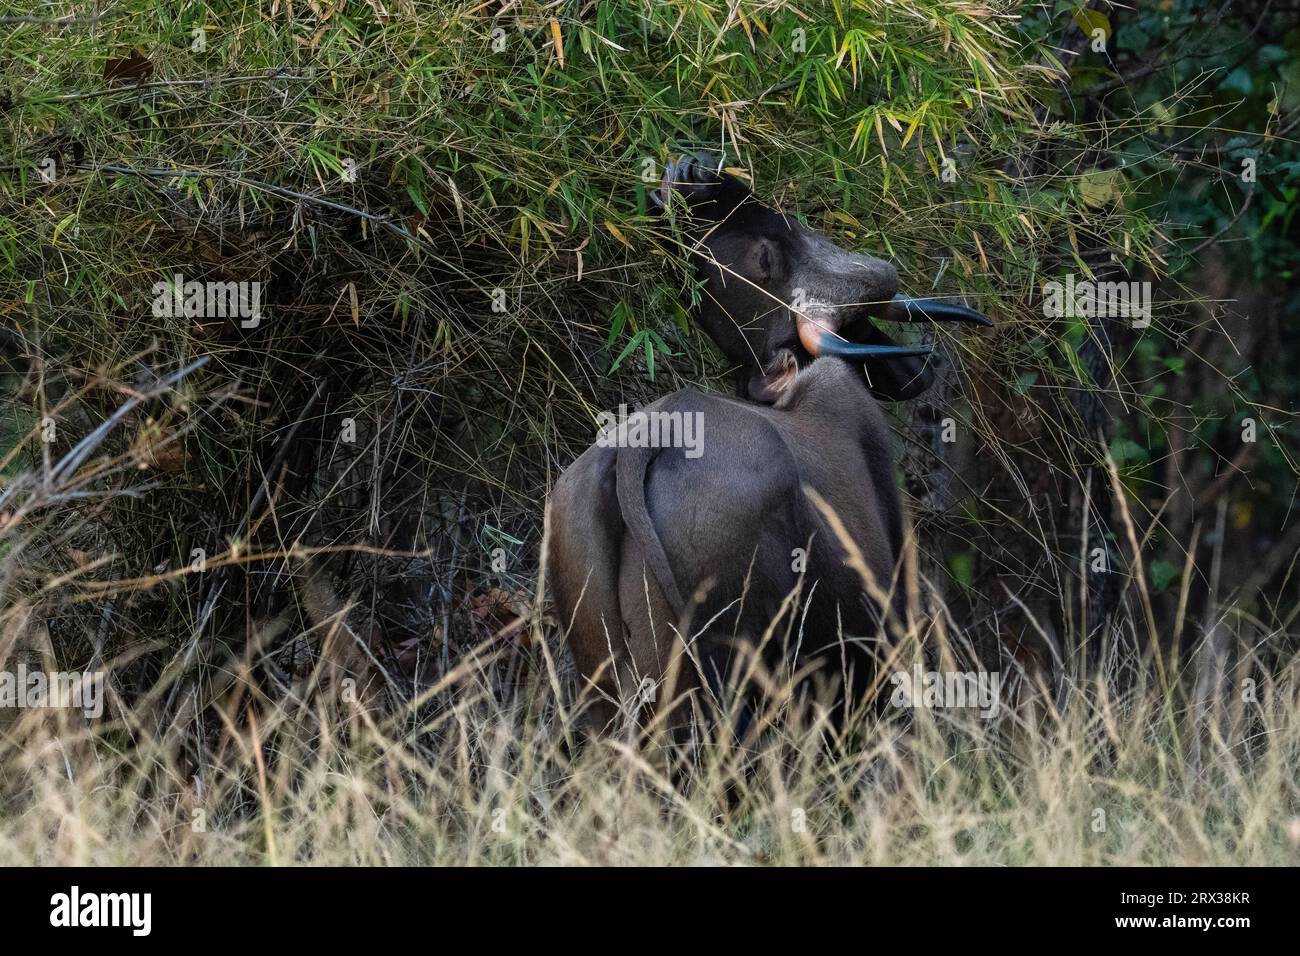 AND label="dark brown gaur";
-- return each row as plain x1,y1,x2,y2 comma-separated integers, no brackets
546,154,990,733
